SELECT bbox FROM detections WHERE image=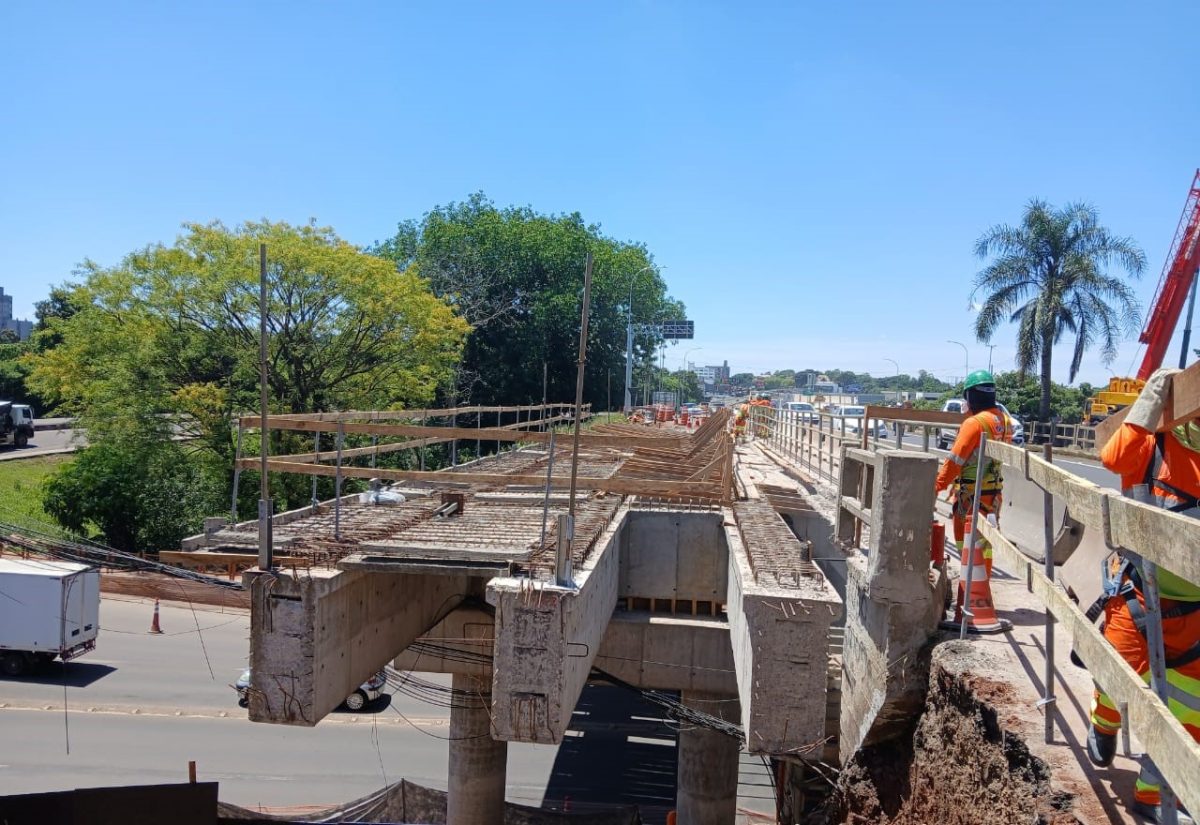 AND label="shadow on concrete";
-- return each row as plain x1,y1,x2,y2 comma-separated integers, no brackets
542,684,678,825
3,662,116,688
